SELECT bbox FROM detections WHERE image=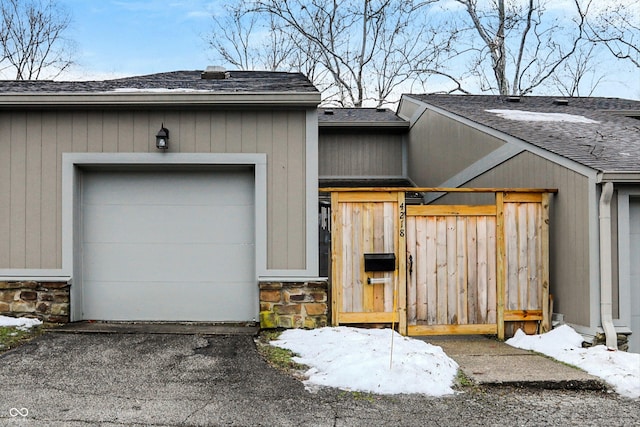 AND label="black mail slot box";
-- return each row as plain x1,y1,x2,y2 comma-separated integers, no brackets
364,253,396,272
